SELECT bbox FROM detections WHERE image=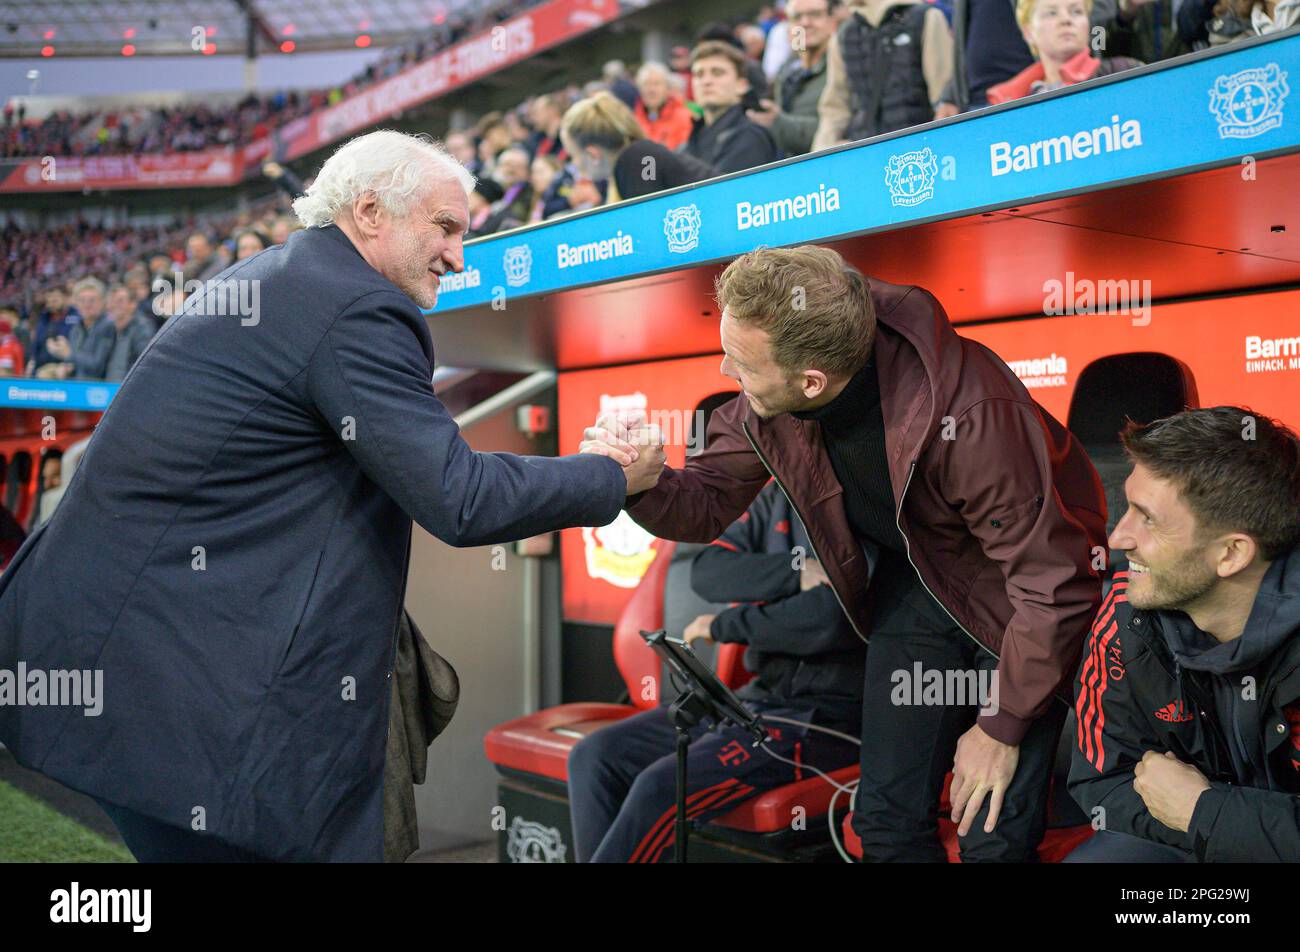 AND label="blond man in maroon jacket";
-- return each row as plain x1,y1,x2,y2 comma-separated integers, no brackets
580,246,1105,860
